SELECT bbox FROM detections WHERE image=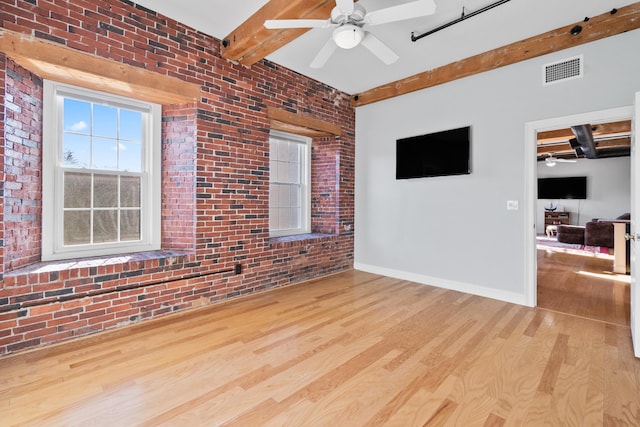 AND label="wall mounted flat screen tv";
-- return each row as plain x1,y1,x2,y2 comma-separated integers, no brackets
537,176,587,199
396,126,471,179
